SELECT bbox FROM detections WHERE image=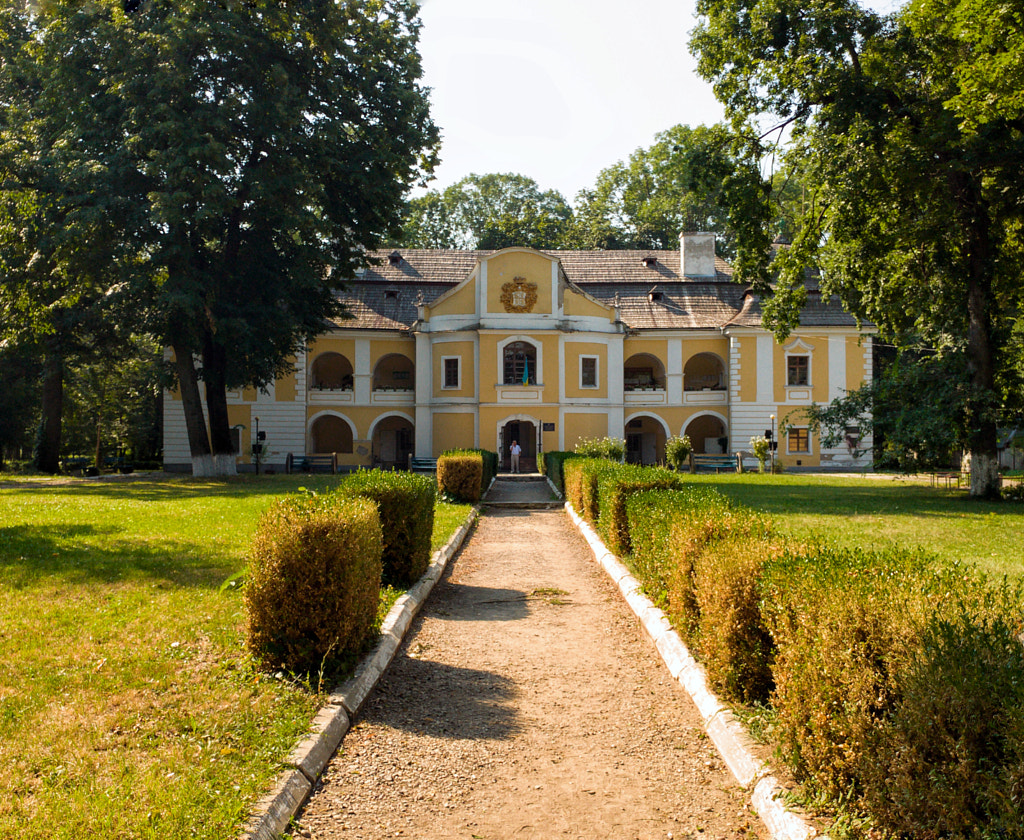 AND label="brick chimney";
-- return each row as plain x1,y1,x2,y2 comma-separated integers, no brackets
679,232,716,278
